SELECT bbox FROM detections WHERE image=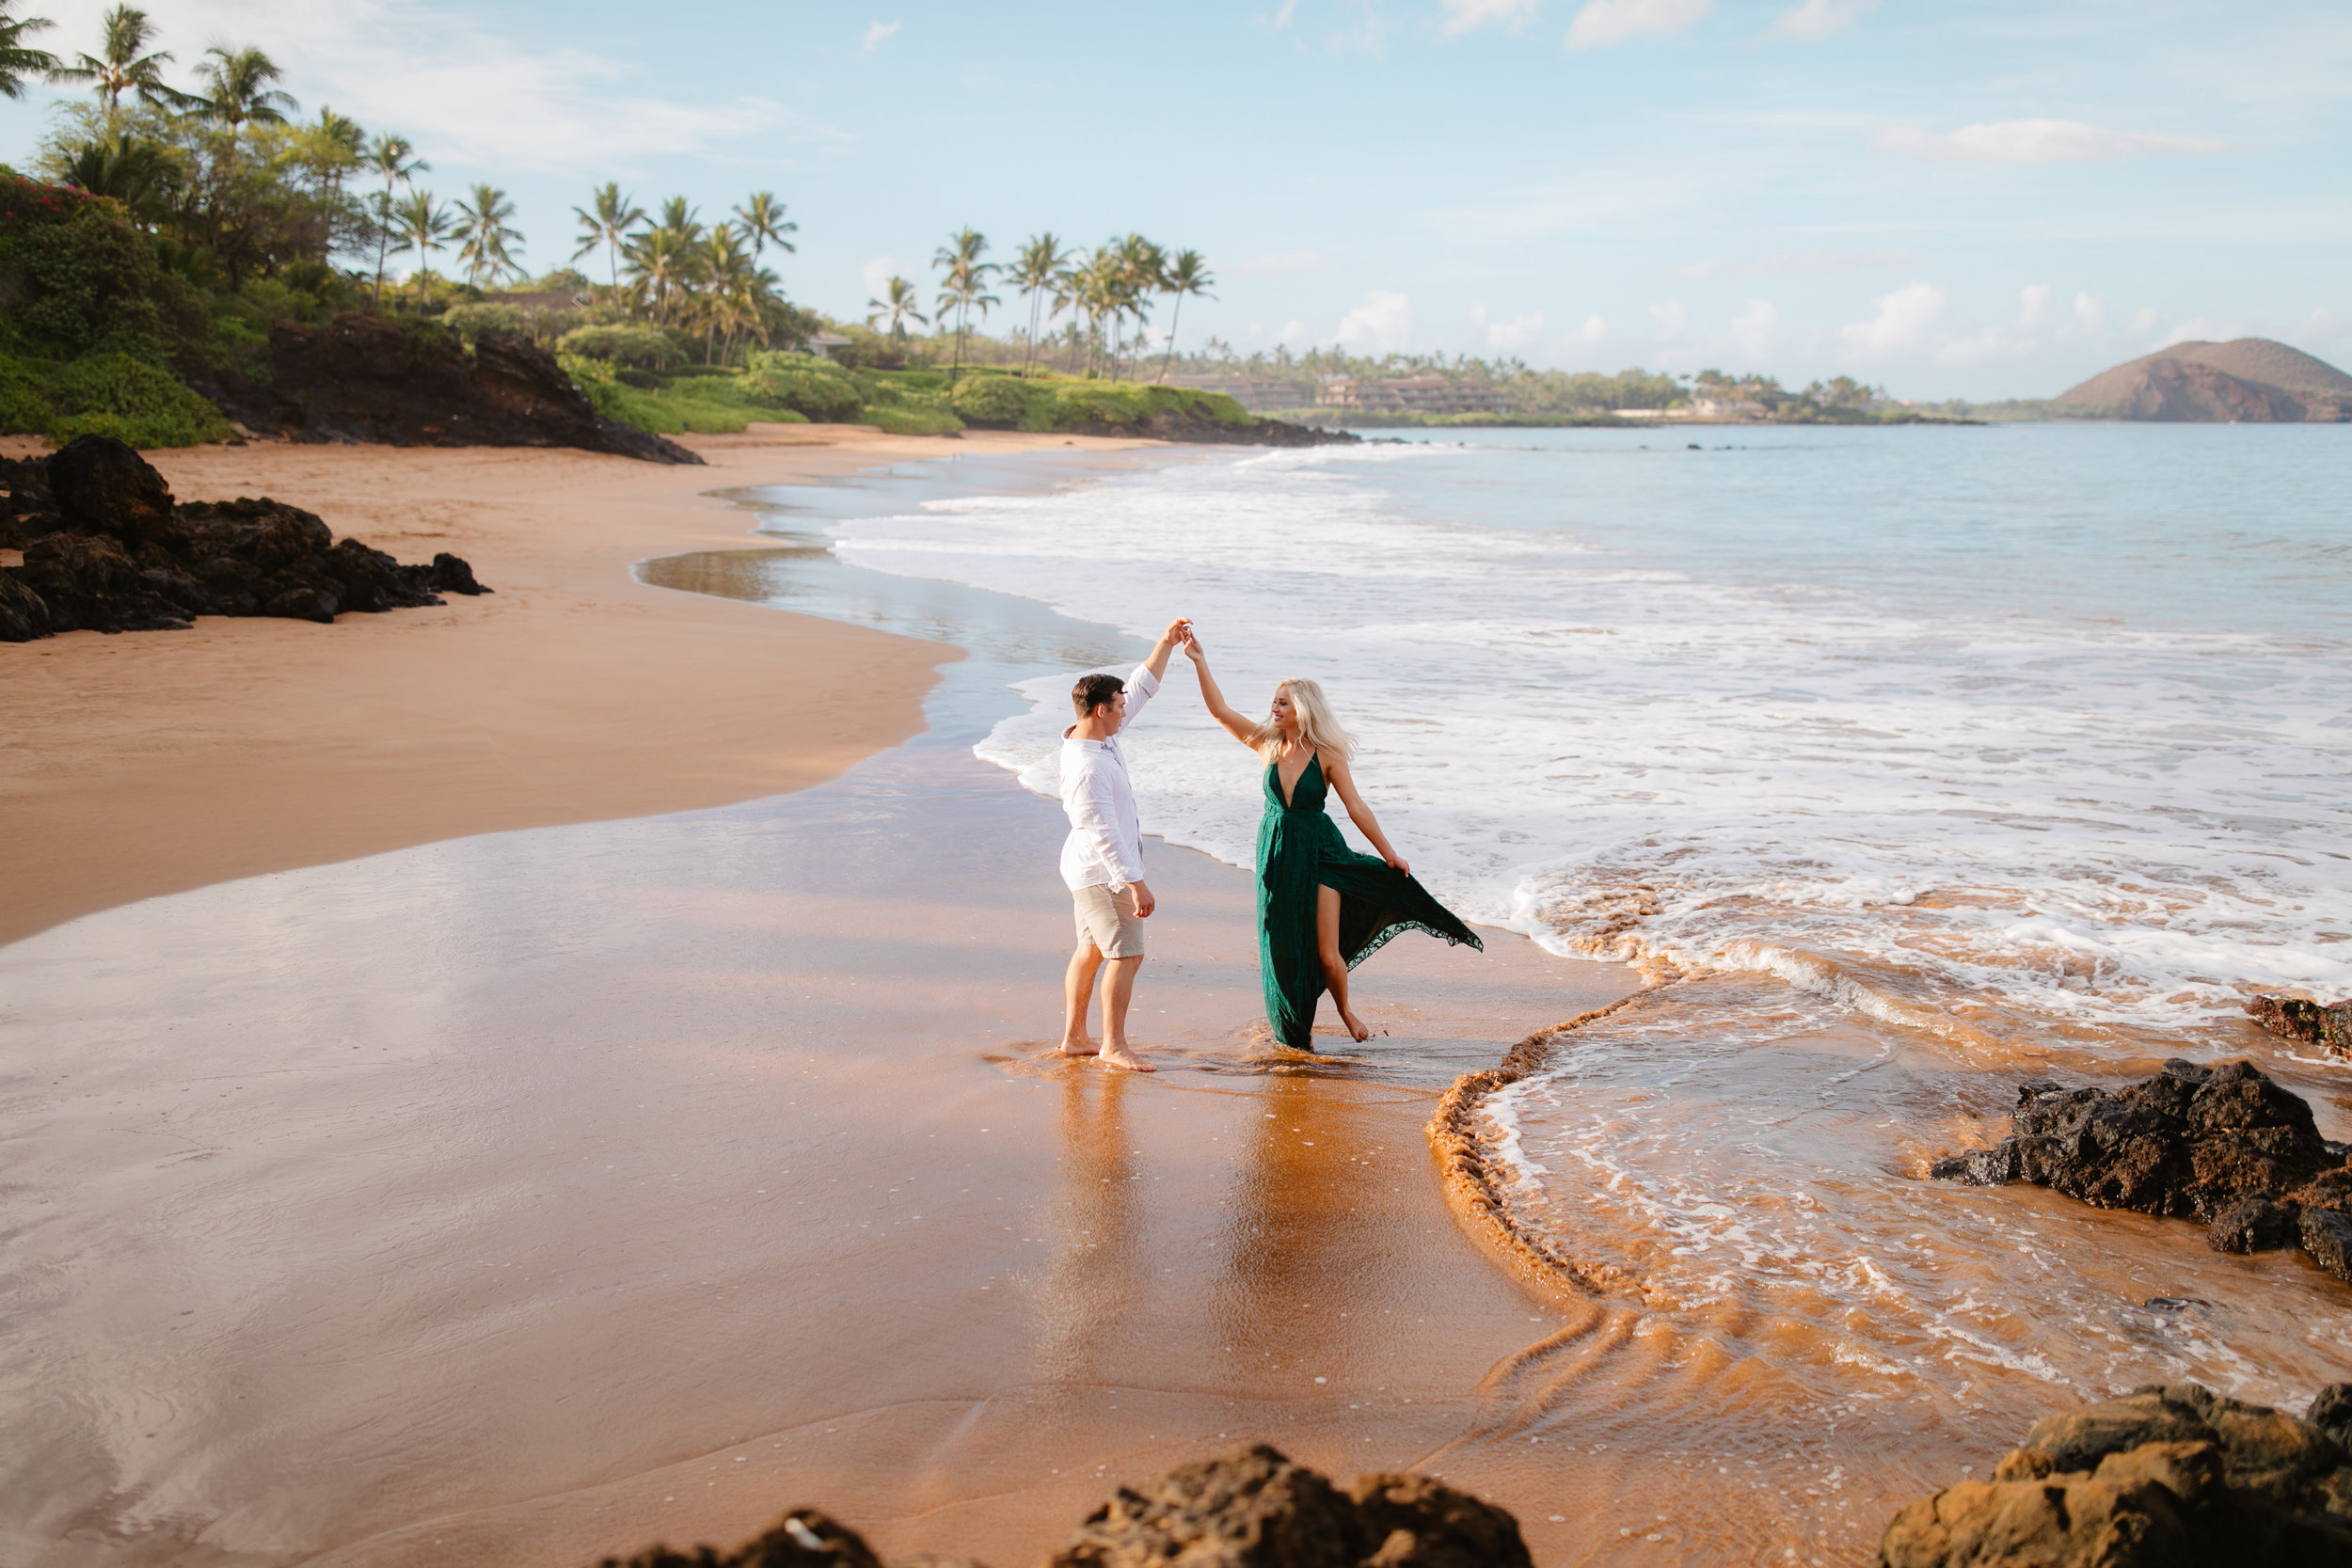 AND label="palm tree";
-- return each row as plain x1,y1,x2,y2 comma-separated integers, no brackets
866,276,928,346
571,182,644,289
47,6,196,120
365,134,426,307
930,227,997,378
195,44,295,135
1009,233,1066,379
1155,250,1215,382
656,196,706,249
393,188,452,310
0,2,57,101
621,225,689,325
732,191,796,258
59,129,174,222
454,183,523,290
